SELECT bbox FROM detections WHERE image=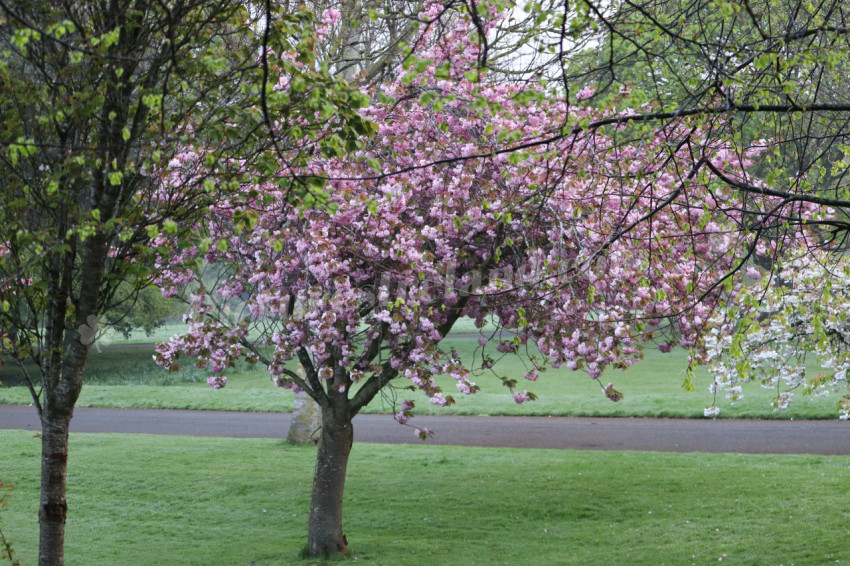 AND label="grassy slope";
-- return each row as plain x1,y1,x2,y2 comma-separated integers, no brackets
1,430,848,565
1,327,844,418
